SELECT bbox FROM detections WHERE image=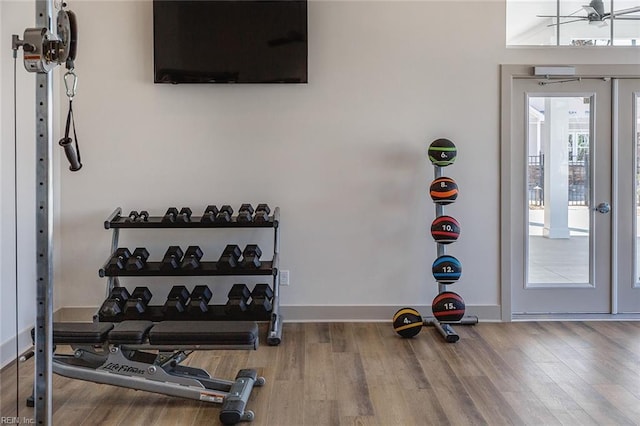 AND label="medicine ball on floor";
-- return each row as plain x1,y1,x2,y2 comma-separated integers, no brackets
392,307,423,338
430,215,460,244
429,177,458,205
432,291,465,322
427,138,457,167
